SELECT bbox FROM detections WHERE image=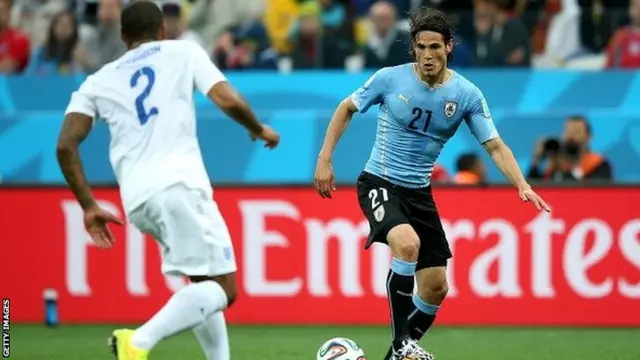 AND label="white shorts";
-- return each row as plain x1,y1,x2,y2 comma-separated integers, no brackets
128,183,237,277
